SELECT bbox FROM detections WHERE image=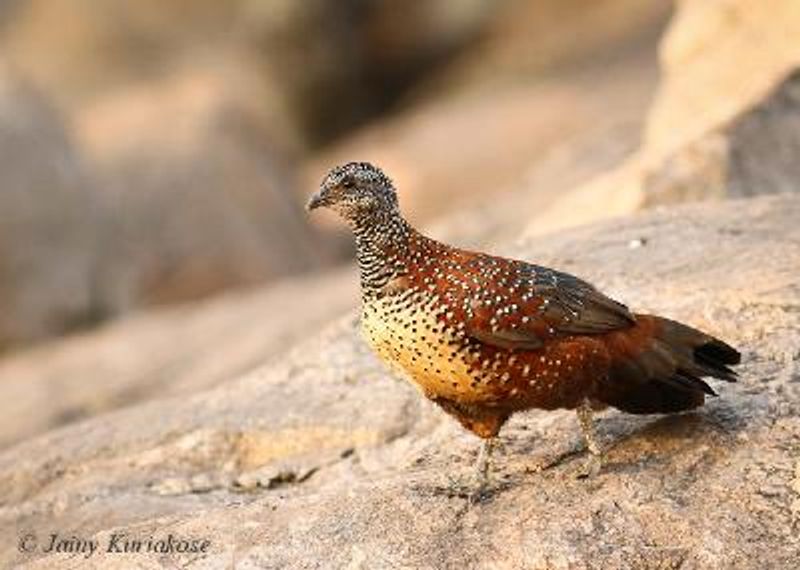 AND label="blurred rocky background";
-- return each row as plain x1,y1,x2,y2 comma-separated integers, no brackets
1,1,799,567
0,0,672,351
